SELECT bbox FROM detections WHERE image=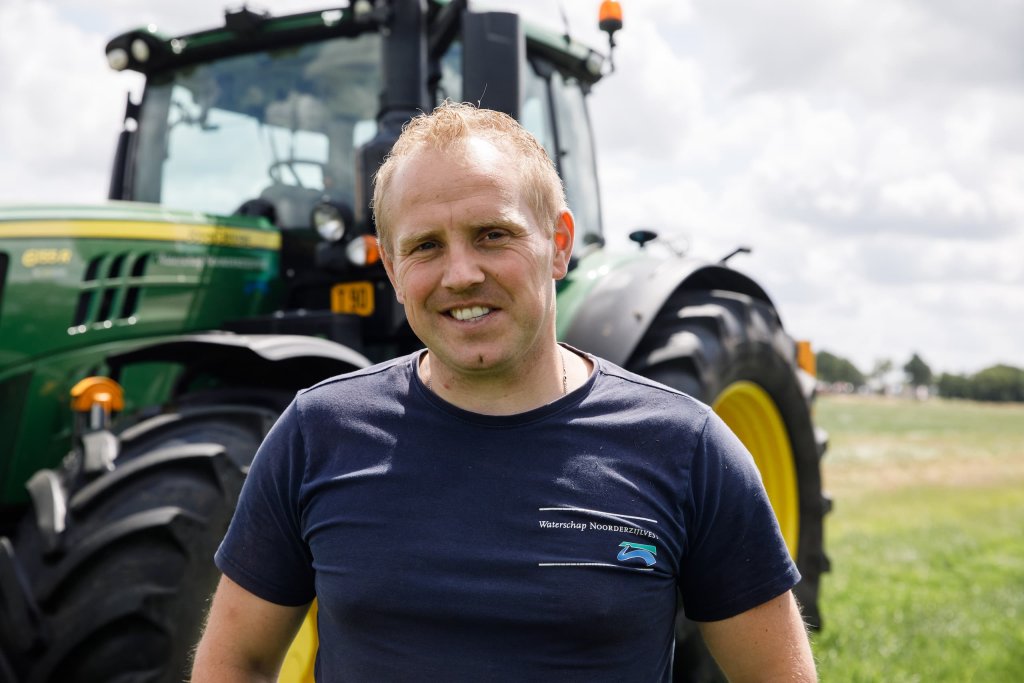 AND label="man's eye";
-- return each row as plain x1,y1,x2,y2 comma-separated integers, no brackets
413,241,437,252
483,230,508,241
